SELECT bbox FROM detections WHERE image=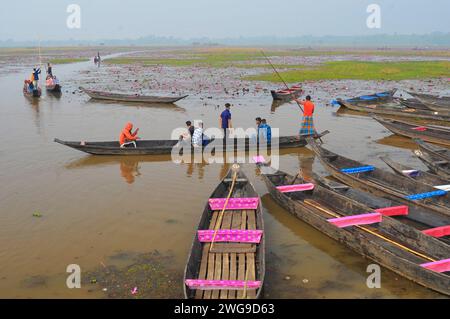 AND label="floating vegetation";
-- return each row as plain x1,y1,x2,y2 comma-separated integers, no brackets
83,250,183,298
